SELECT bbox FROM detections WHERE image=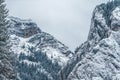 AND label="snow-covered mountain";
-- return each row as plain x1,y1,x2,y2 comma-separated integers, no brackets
7,1,120,80
59,1,120,80
8,17,73,80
